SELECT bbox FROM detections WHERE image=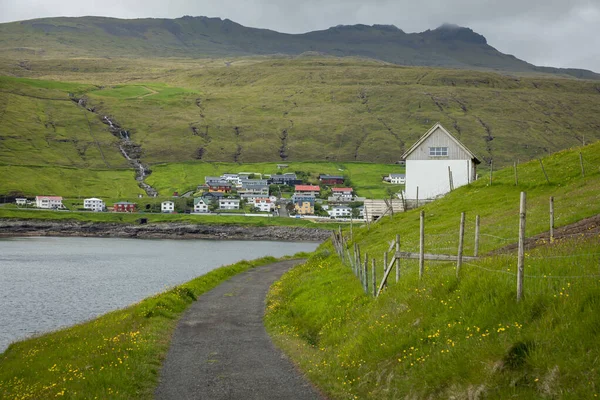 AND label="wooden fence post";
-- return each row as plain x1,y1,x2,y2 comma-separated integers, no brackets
456,212,465,279
514,161,518,185
383,251,388,288
363,253,369,294
448,166,453,191
395,234,400,283
539,159,550,184
517,192,526,302
419,210,425,278
372,259,377,297
579,152,585,177
416,186,419,208
549,196,554,243
474,215,480,257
